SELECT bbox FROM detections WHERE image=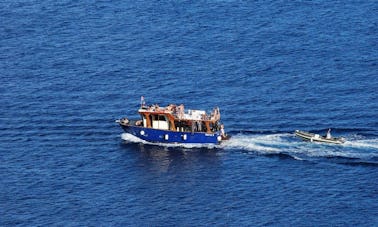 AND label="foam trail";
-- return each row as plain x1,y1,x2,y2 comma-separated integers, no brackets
343,139,378,150
223,133,378,160
222,133,292,153
120,133,218,149
121,132,378,160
